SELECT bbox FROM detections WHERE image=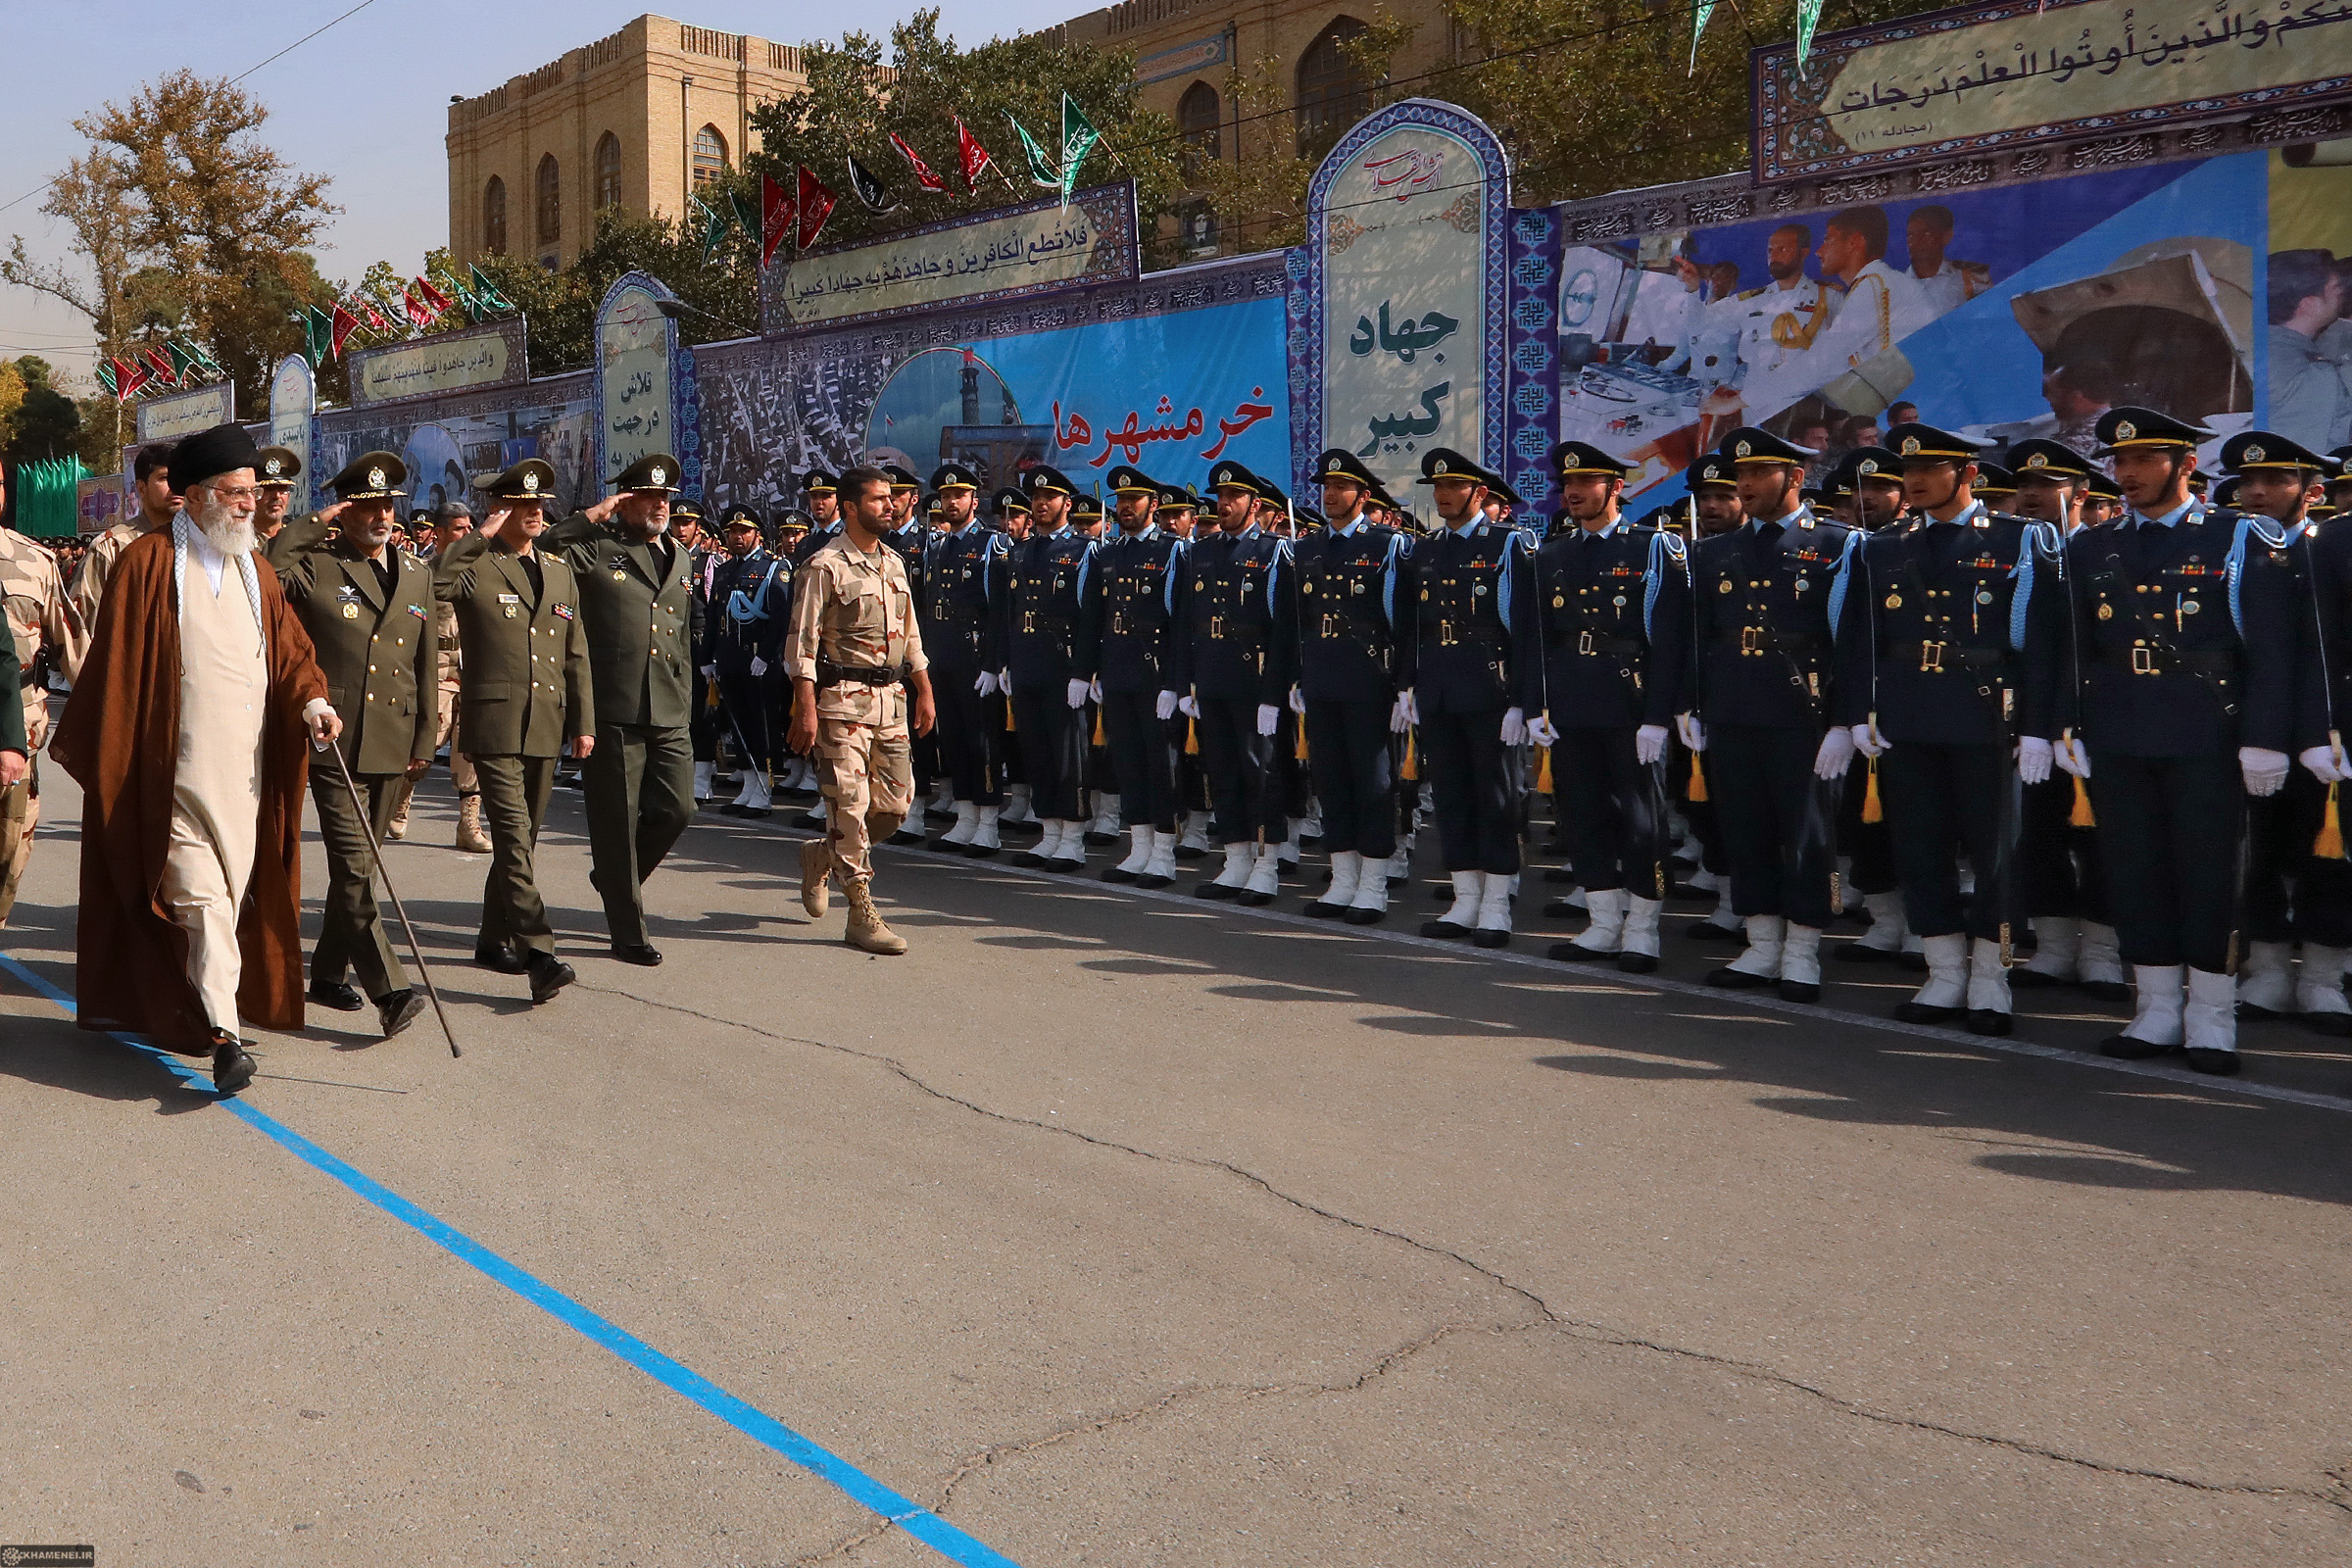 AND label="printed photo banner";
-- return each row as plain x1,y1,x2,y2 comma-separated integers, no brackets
313,369,597,519
347,317,529,409
763,180,1140,333
1755,0,2352,183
